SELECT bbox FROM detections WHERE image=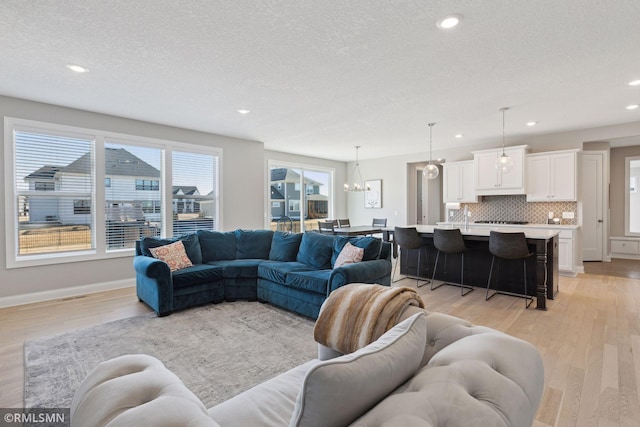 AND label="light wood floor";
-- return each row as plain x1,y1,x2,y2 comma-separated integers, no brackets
1,272,639,427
